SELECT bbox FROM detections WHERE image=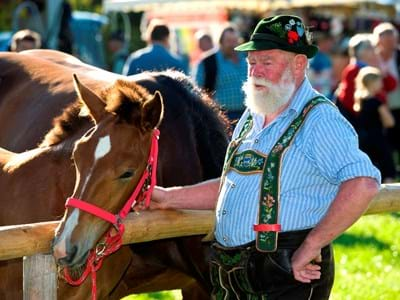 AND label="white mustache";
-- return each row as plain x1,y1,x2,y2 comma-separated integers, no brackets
248,77,272,88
